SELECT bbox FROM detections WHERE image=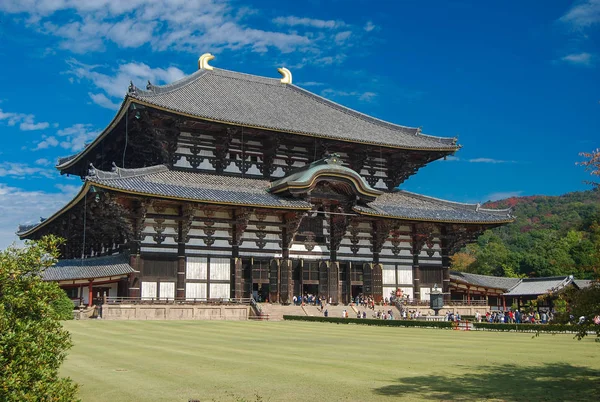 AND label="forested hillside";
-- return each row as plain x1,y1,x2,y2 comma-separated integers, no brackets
451,189,600,279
